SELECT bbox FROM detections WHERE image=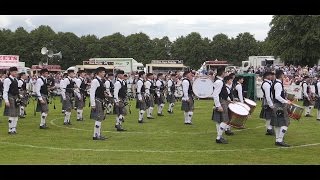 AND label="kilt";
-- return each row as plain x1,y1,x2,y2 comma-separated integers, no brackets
115,99,126,116
303,97,312,106
20,91,29,106
146,94,155,108
270,103,289,127
136,95,147,110
75,94,85,109
259,99,273,120
90,98,105,121
3,95,20,117
314,98,320,109
212,99,229,123
167,93,176,104
36,95,49,113
155,93,165,105
62,92,74,111
181,95,194,112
